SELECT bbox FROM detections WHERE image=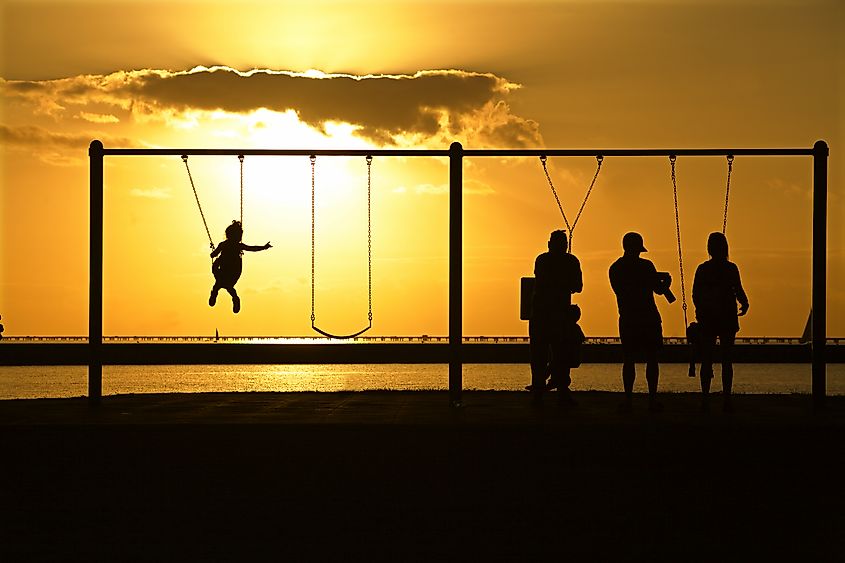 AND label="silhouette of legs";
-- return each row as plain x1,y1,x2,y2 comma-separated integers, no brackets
699,329,716,411
209,284,221,307
721,332,736,411
645,346,662,412
620,344,636,412
622,362,636,399
550,324,575,406
699,328,736,411
619,322,661,411
529,317,571,405
211,285,241,313
223,287,240,313
552,364,575,406
529,324,552,405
